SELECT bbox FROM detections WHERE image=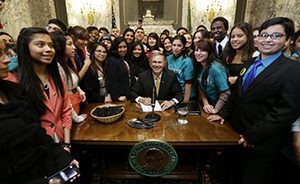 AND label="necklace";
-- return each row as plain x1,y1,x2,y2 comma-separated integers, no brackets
97,70,104,80
44,83,49,90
